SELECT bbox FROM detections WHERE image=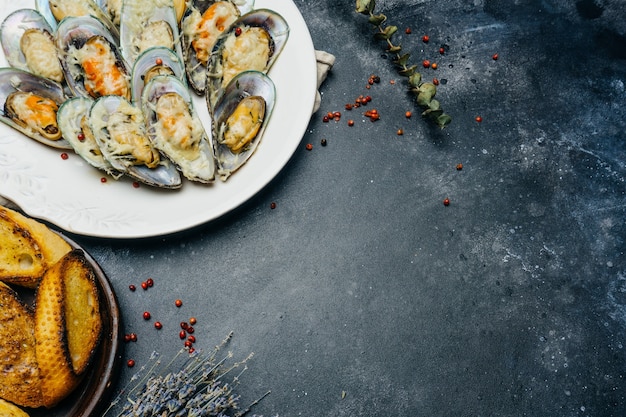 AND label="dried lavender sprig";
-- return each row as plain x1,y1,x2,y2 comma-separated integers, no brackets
102,332,267,417
355,0,452,128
